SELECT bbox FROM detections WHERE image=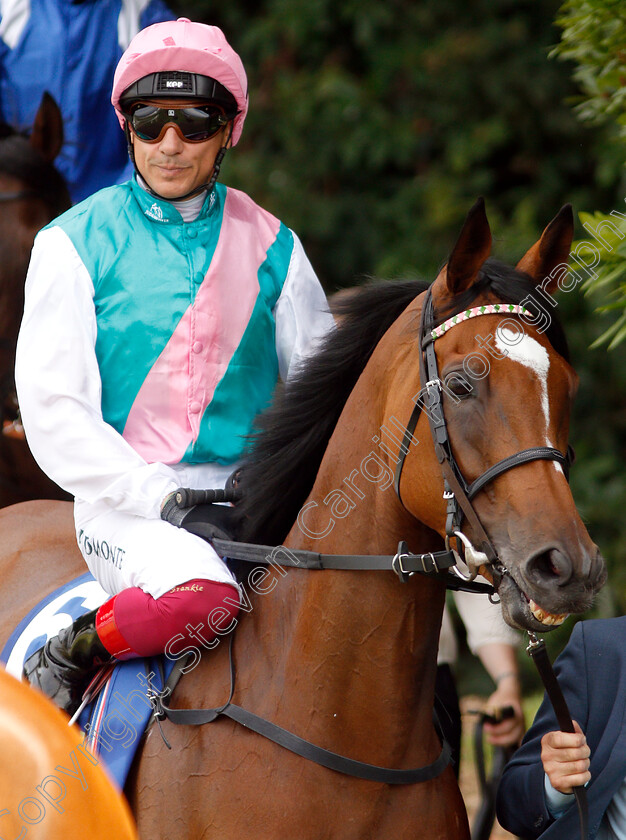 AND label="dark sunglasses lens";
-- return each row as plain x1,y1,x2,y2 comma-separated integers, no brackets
176,107,225,141
130,106,165,141
130,105,225,142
